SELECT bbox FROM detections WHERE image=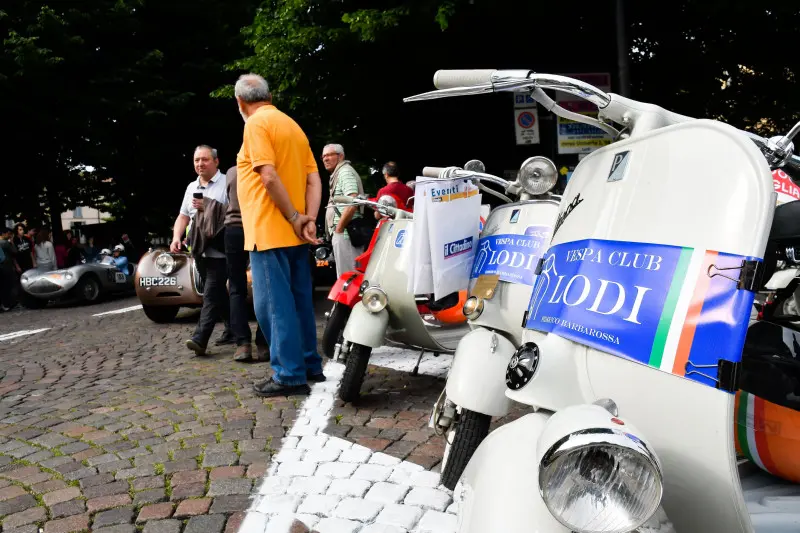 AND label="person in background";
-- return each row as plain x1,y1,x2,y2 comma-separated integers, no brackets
84,236,98,262
224,165,269,362
374,161,413,218
235,73,324,397
121,233,136,260
12,224,35,273
54,234,68,268
35,229,56,271
171,145,234,355
66,236,84,267
0,228,18,310
111,244,129,273
322,143,365,277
